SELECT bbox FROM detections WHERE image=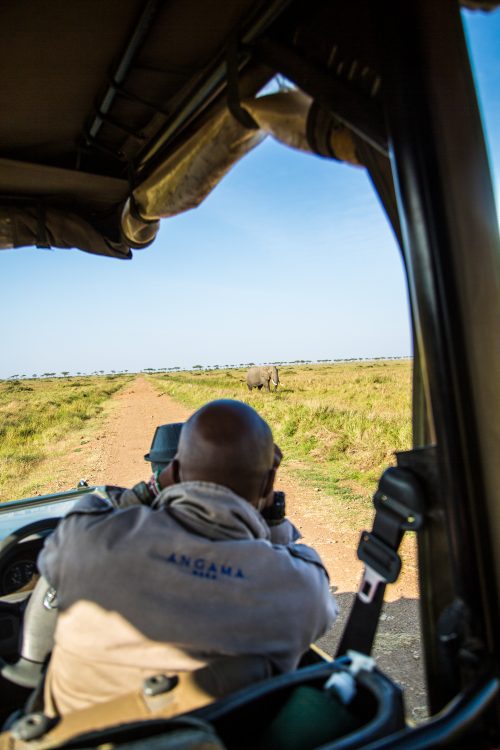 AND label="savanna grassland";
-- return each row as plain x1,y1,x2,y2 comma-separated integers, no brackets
0,375,132,502
148,360,412,510
0,361,412,512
